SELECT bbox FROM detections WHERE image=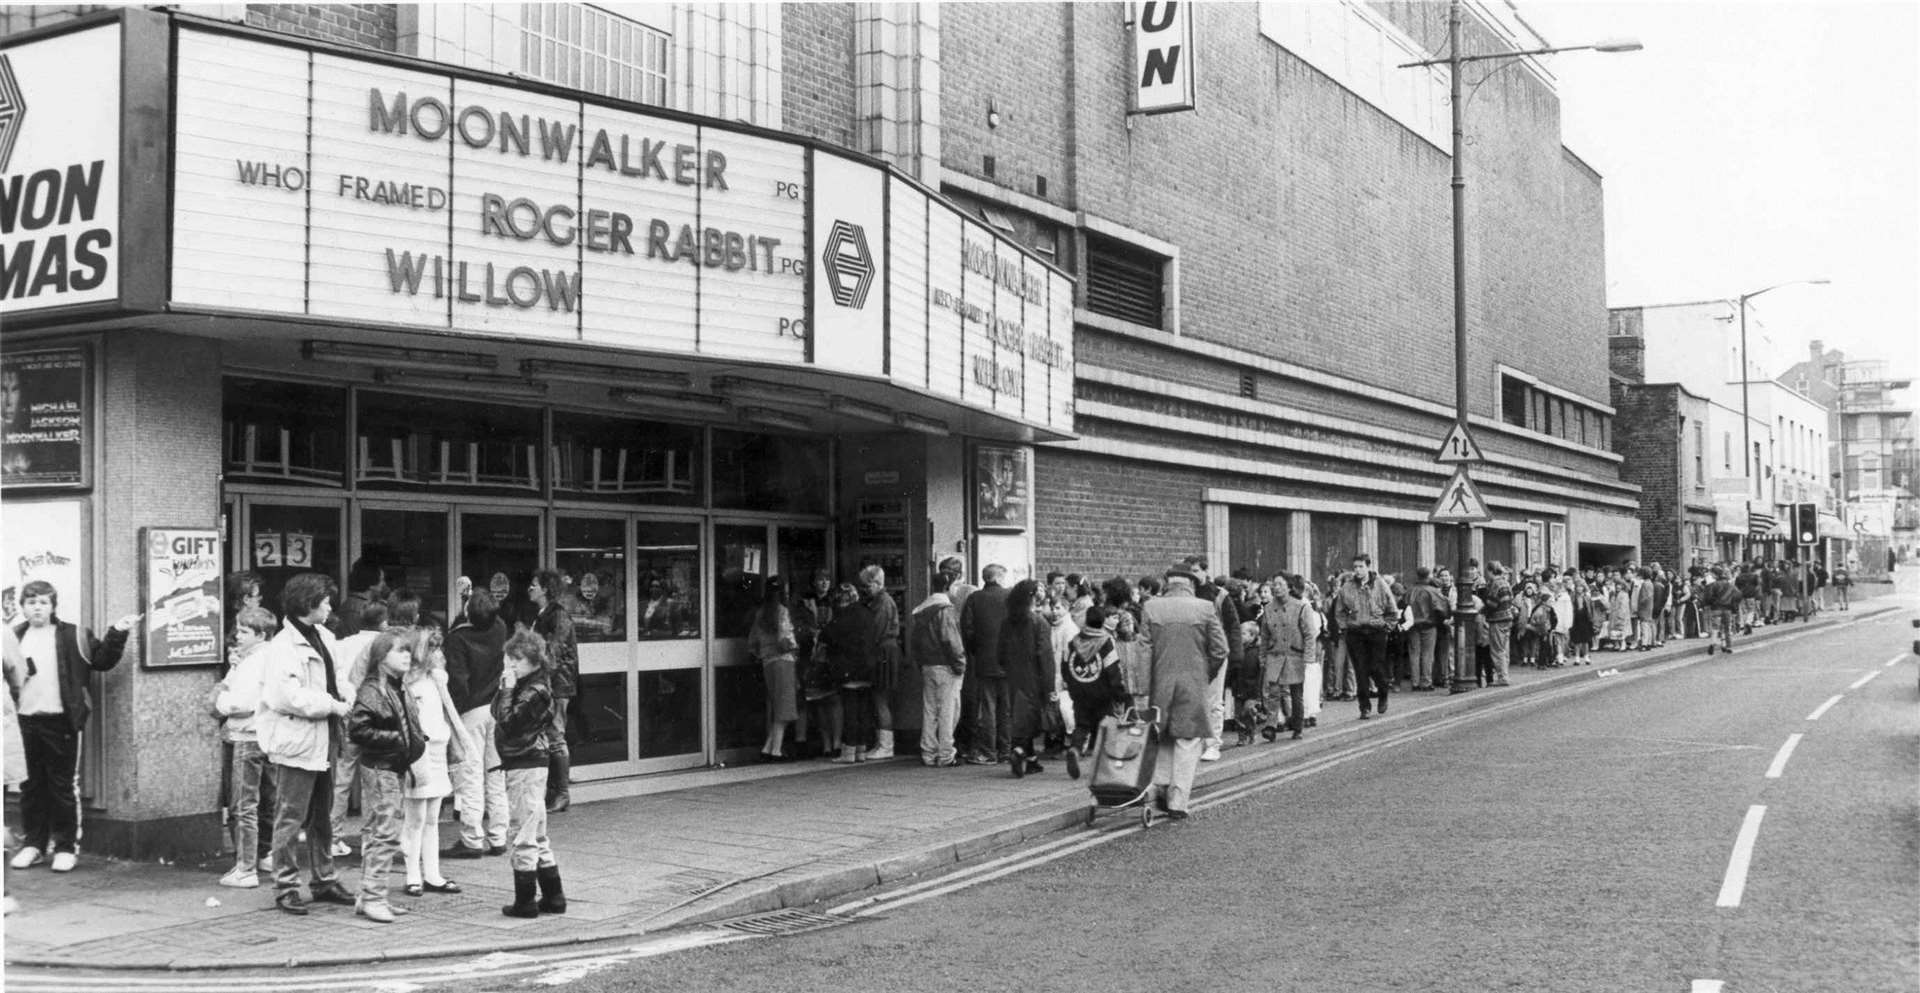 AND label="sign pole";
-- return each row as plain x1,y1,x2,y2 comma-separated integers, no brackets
1446,0,1476,696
